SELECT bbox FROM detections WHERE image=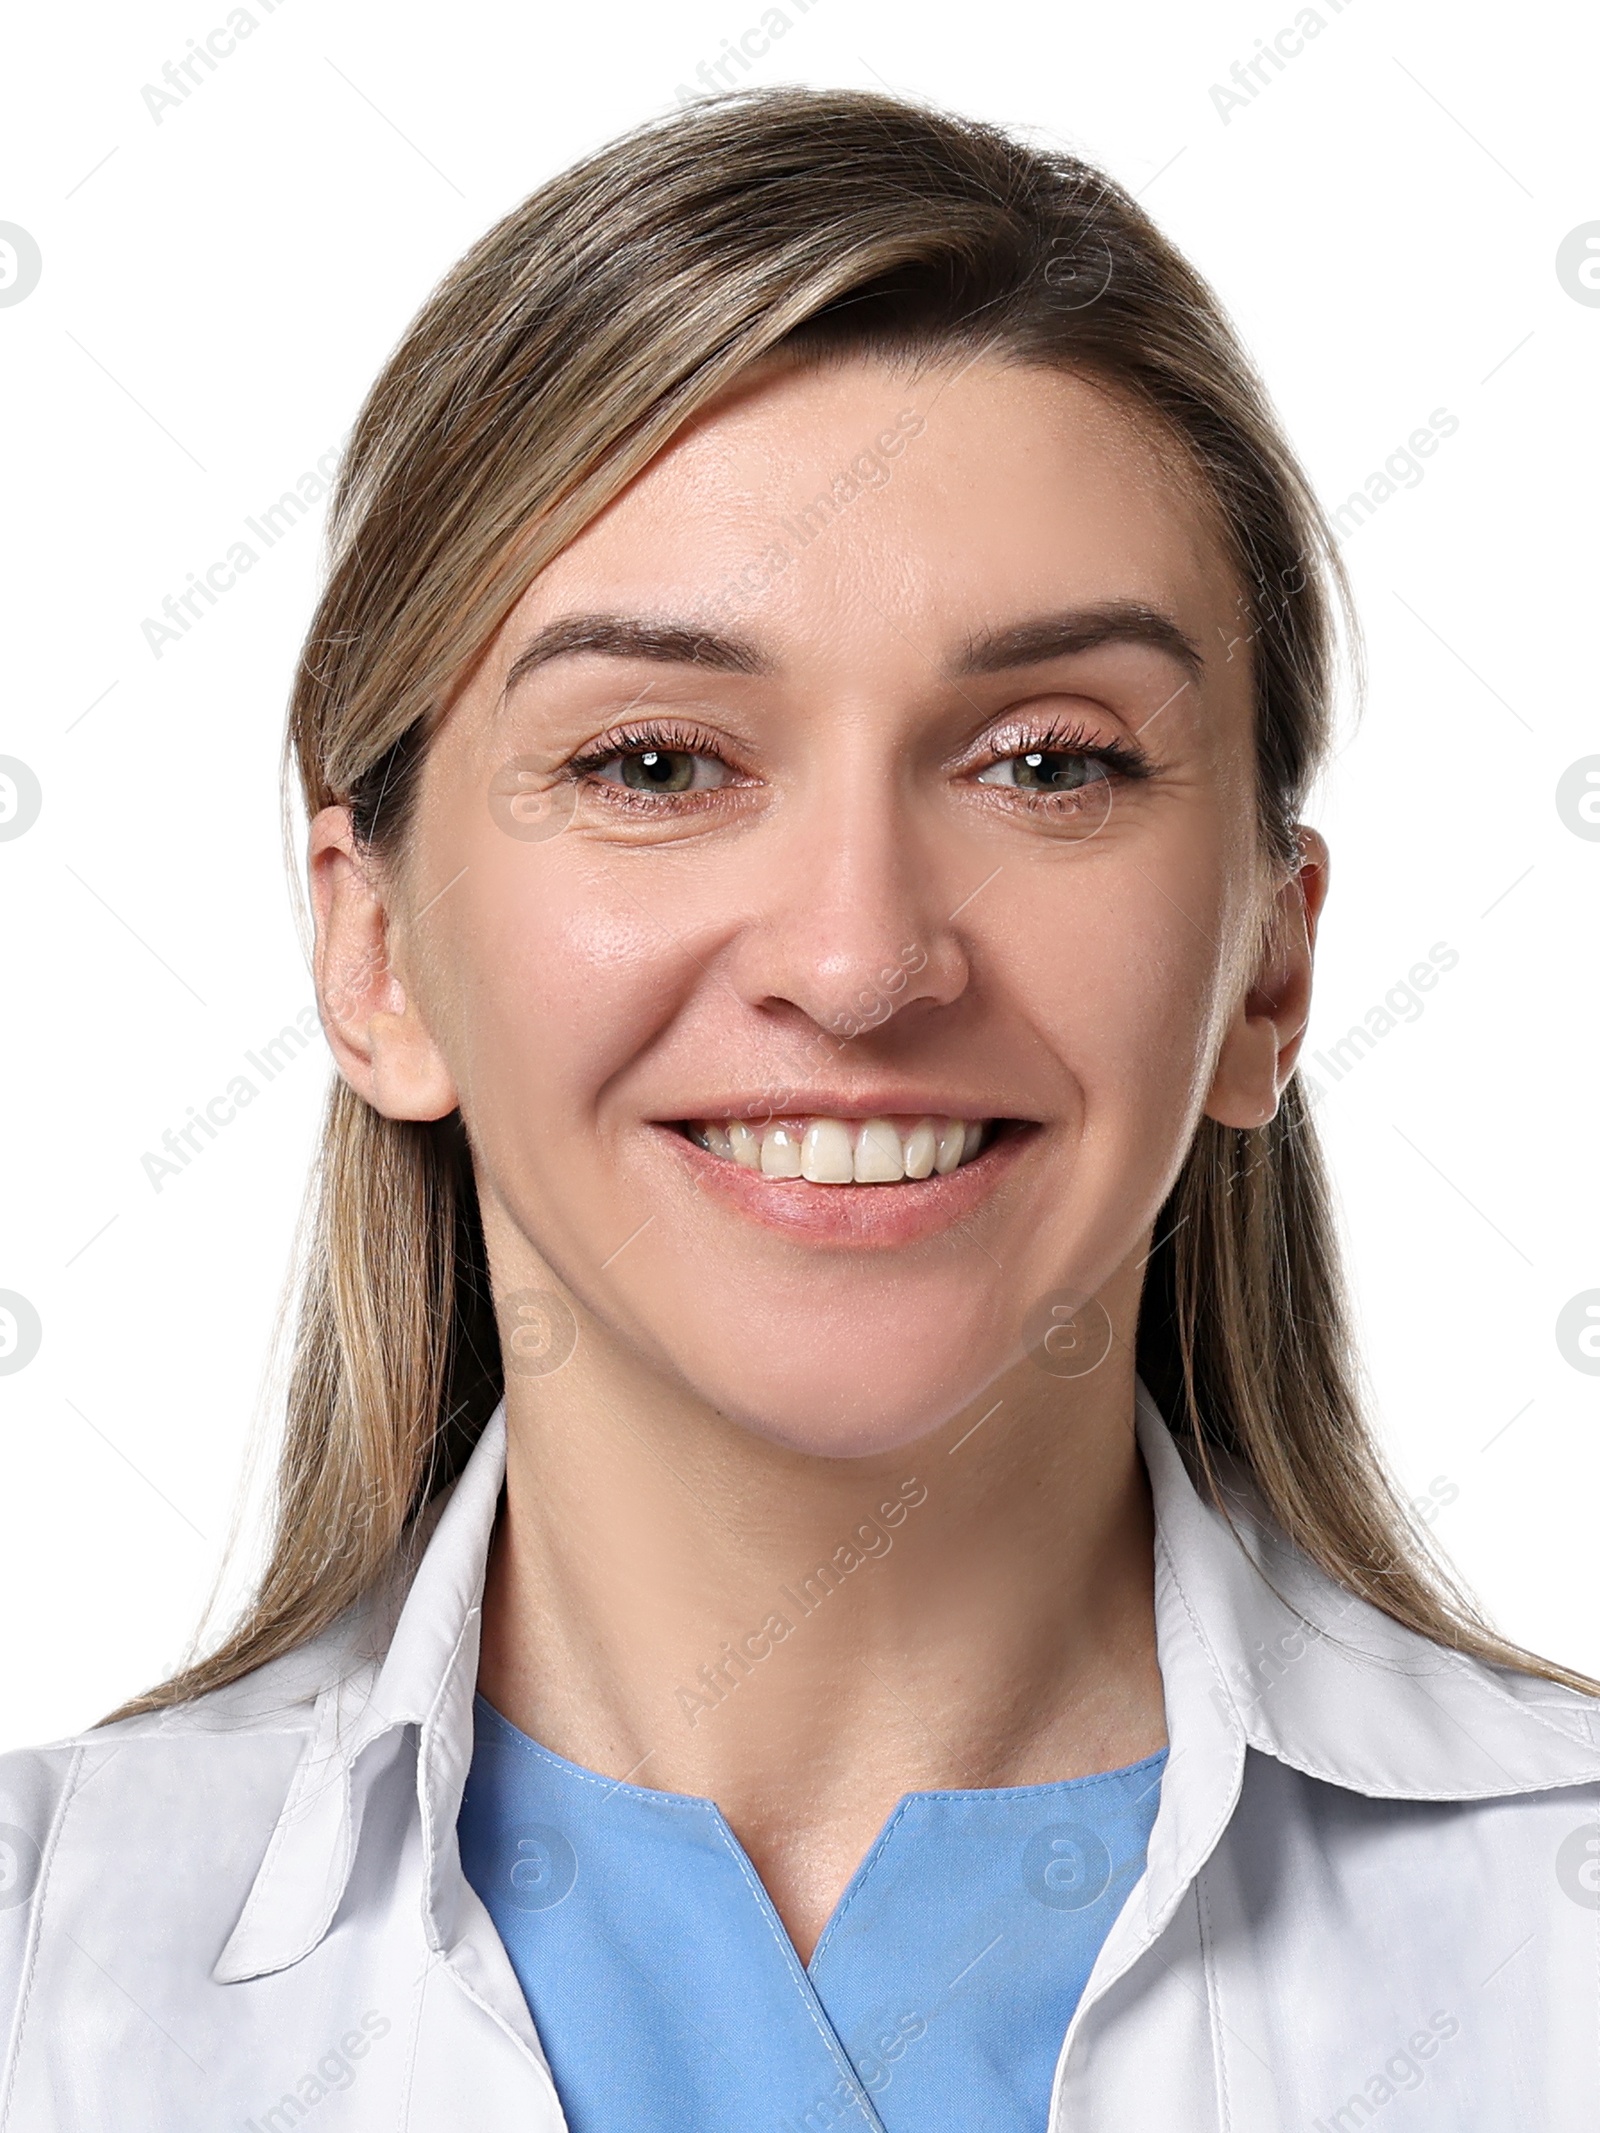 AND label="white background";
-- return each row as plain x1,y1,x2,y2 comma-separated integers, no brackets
1,0,1595,1752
